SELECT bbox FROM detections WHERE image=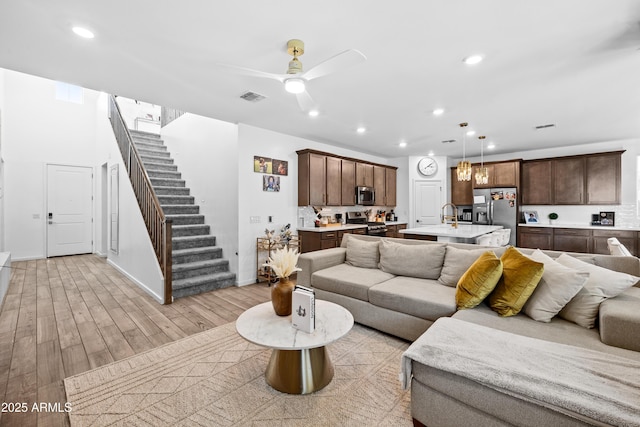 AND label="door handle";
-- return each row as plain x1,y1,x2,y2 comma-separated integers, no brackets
48,212,53,225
